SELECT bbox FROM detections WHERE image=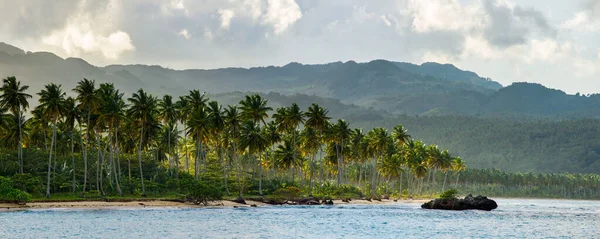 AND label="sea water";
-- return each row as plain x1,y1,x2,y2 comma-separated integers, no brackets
1,199,599,238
